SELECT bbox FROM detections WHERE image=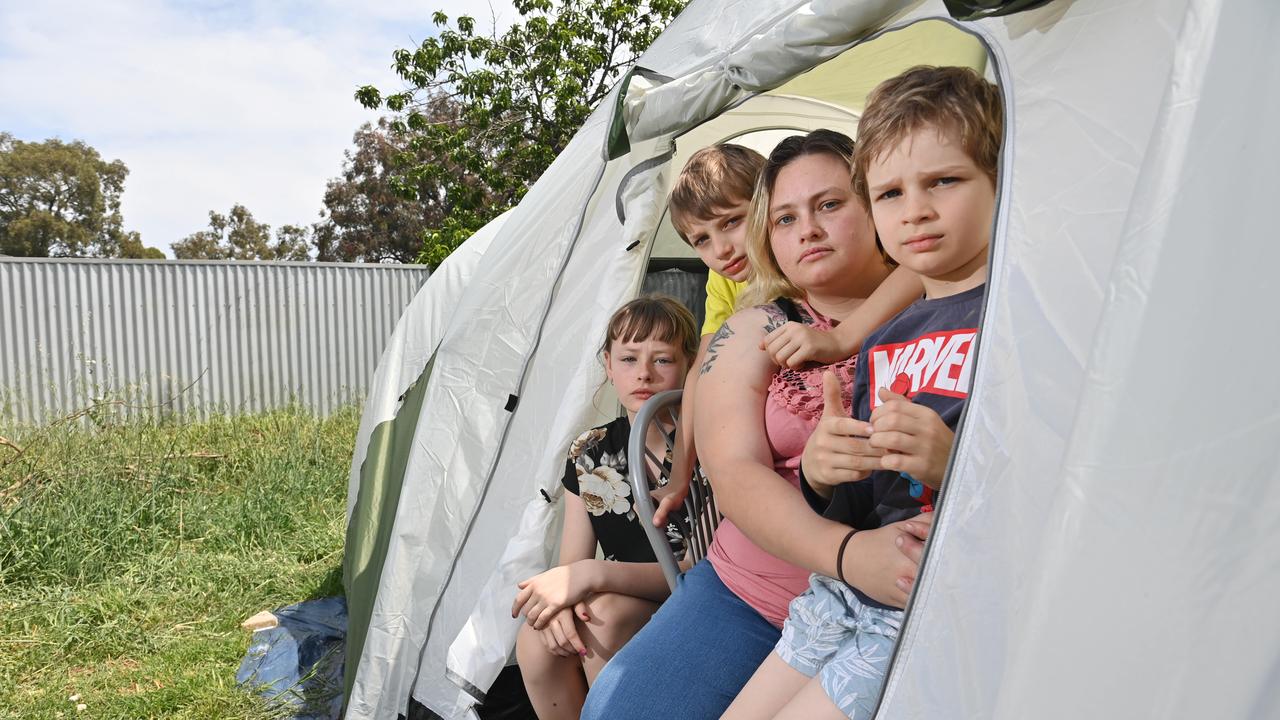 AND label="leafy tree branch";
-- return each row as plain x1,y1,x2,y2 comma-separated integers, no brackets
355,0,686,267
